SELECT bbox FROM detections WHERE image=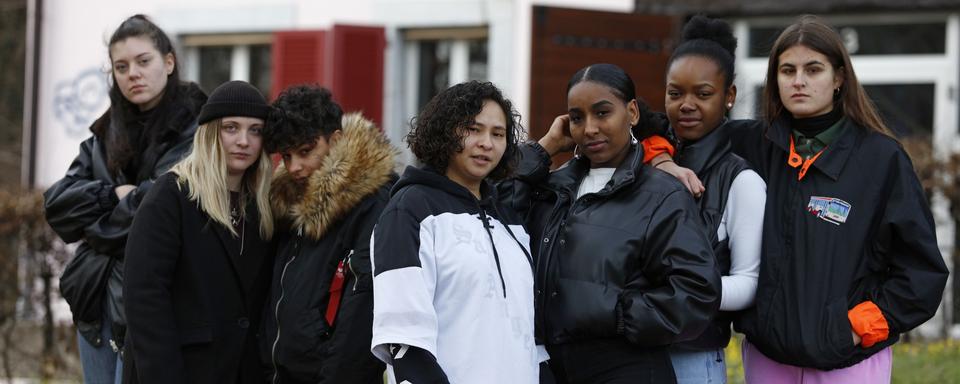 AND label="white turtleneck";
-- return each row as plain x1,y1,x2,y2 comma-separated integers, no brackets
576,168,616,199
